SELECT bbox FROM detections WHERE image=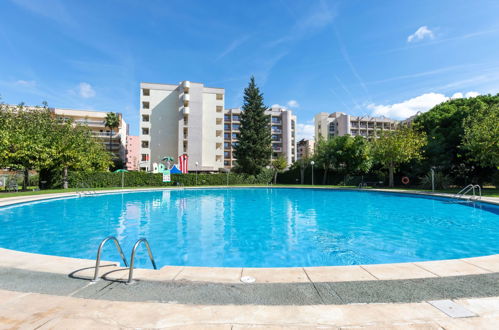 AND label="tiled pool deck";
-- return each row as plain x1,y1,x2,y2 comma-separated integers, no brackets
1,187,498,328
